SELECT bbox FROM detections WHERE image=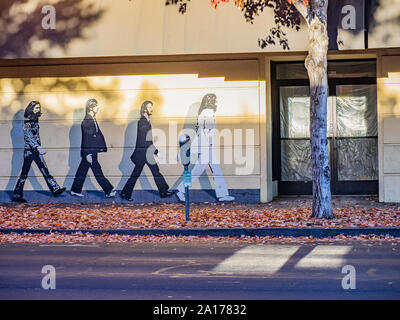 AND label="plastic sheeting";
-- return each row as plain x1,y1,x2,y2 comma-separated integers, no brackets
280,86,310,138
281,139,332,182
279,84,378,183
280,86,333,139
336,85,378,181
336,85,377,137
281,137,378,182
337,138,378,181
281,140,312,182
